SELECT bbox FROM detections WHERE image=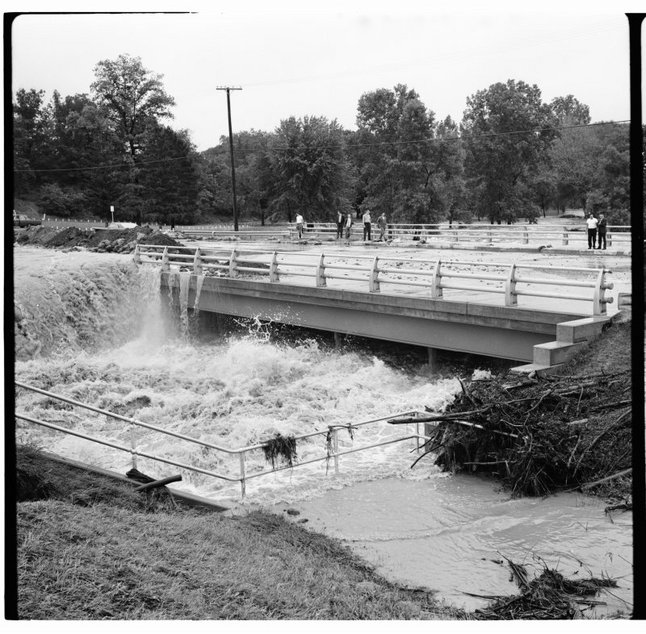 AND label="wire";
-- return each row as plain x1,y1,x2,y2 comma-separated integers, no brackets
13,119,630,173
